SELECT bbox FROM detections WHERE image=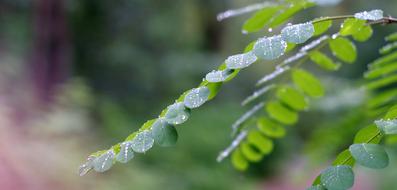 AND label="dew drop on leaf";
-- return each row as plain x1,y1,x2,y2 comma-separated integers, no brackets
79,156,95,176
205,69,234,82
225,52,258,69
164,102,190,125
183,86,210,109
131,130,154,153
354,9,383,21
253,35,287,60
116,141,135,163
374,119,397,134
92,150,115,172
349,143,389,169
281,22,314,44
320,165,354,190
